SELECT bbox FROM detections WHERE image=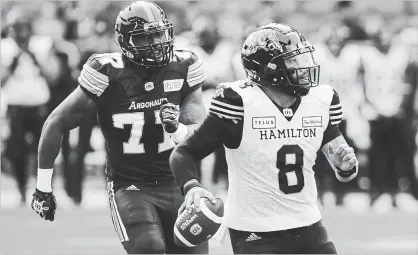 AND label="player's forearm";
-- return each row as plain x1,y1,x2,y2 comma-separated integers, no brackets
169,145,200,194
38,117,65,169
37,113,67,192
